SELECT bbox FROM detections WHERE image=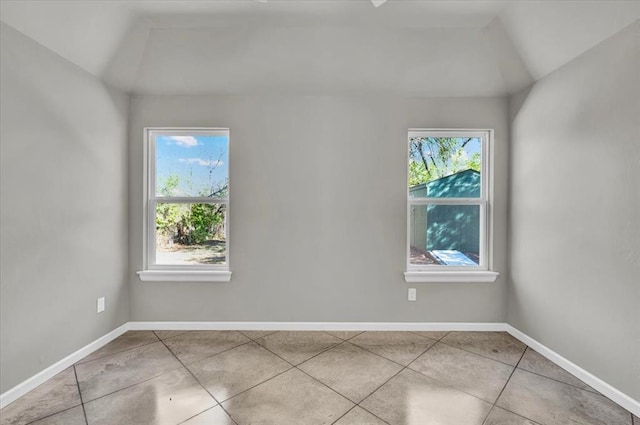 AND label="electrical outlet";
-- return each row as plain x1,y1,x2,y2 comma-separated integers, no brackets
97,297,105,313
408,288,417,301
